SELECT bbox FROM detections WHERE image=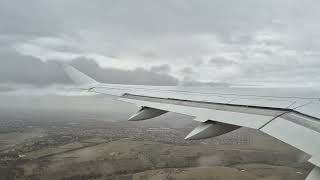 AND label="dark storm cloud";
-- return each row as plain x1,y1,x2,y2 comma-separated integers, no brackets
0,52,70,86
0,52,178,86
